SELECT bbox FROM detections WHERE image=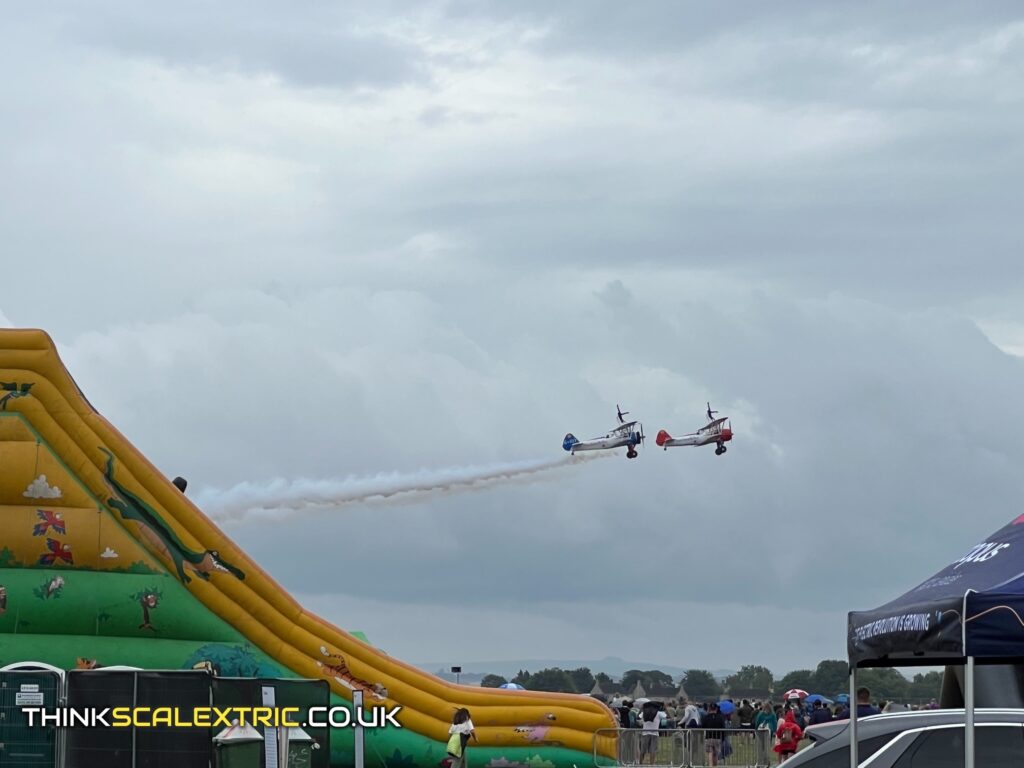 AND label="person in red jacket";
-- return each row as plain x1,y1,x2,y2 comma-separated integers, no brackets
774,709,803,763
